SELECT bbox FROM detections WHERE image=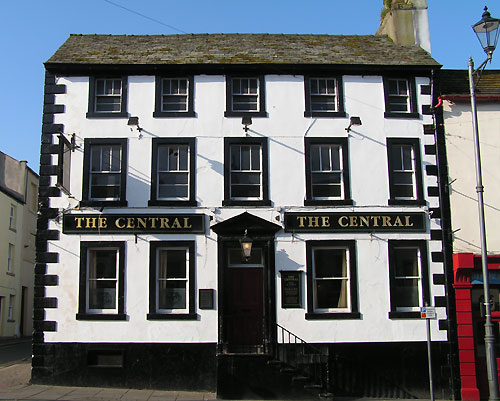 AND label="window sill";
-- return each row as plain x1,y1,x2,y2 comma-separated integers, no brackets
384,112,420,119
9,227,16,233
304,111,346,118
388,199,426,206
388,311,421,319
76,313,127,321
86,111,128,119
305,312,361,320
80,200,128,208
222,199,272,207
7,319,15,323
148,200,198,207
304,199,353,206
224,110,267,118
147,313,198,320
6,272,15,277
153,111,196,118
